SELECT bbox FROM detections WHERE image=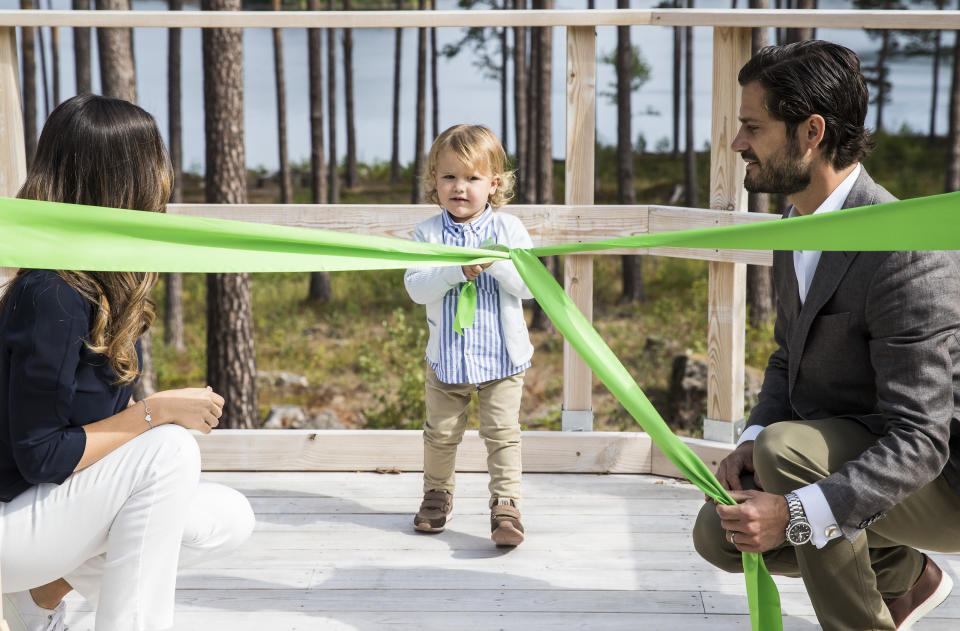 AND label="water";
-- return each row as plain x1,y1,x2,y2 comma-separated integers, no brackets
5,0,953,171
